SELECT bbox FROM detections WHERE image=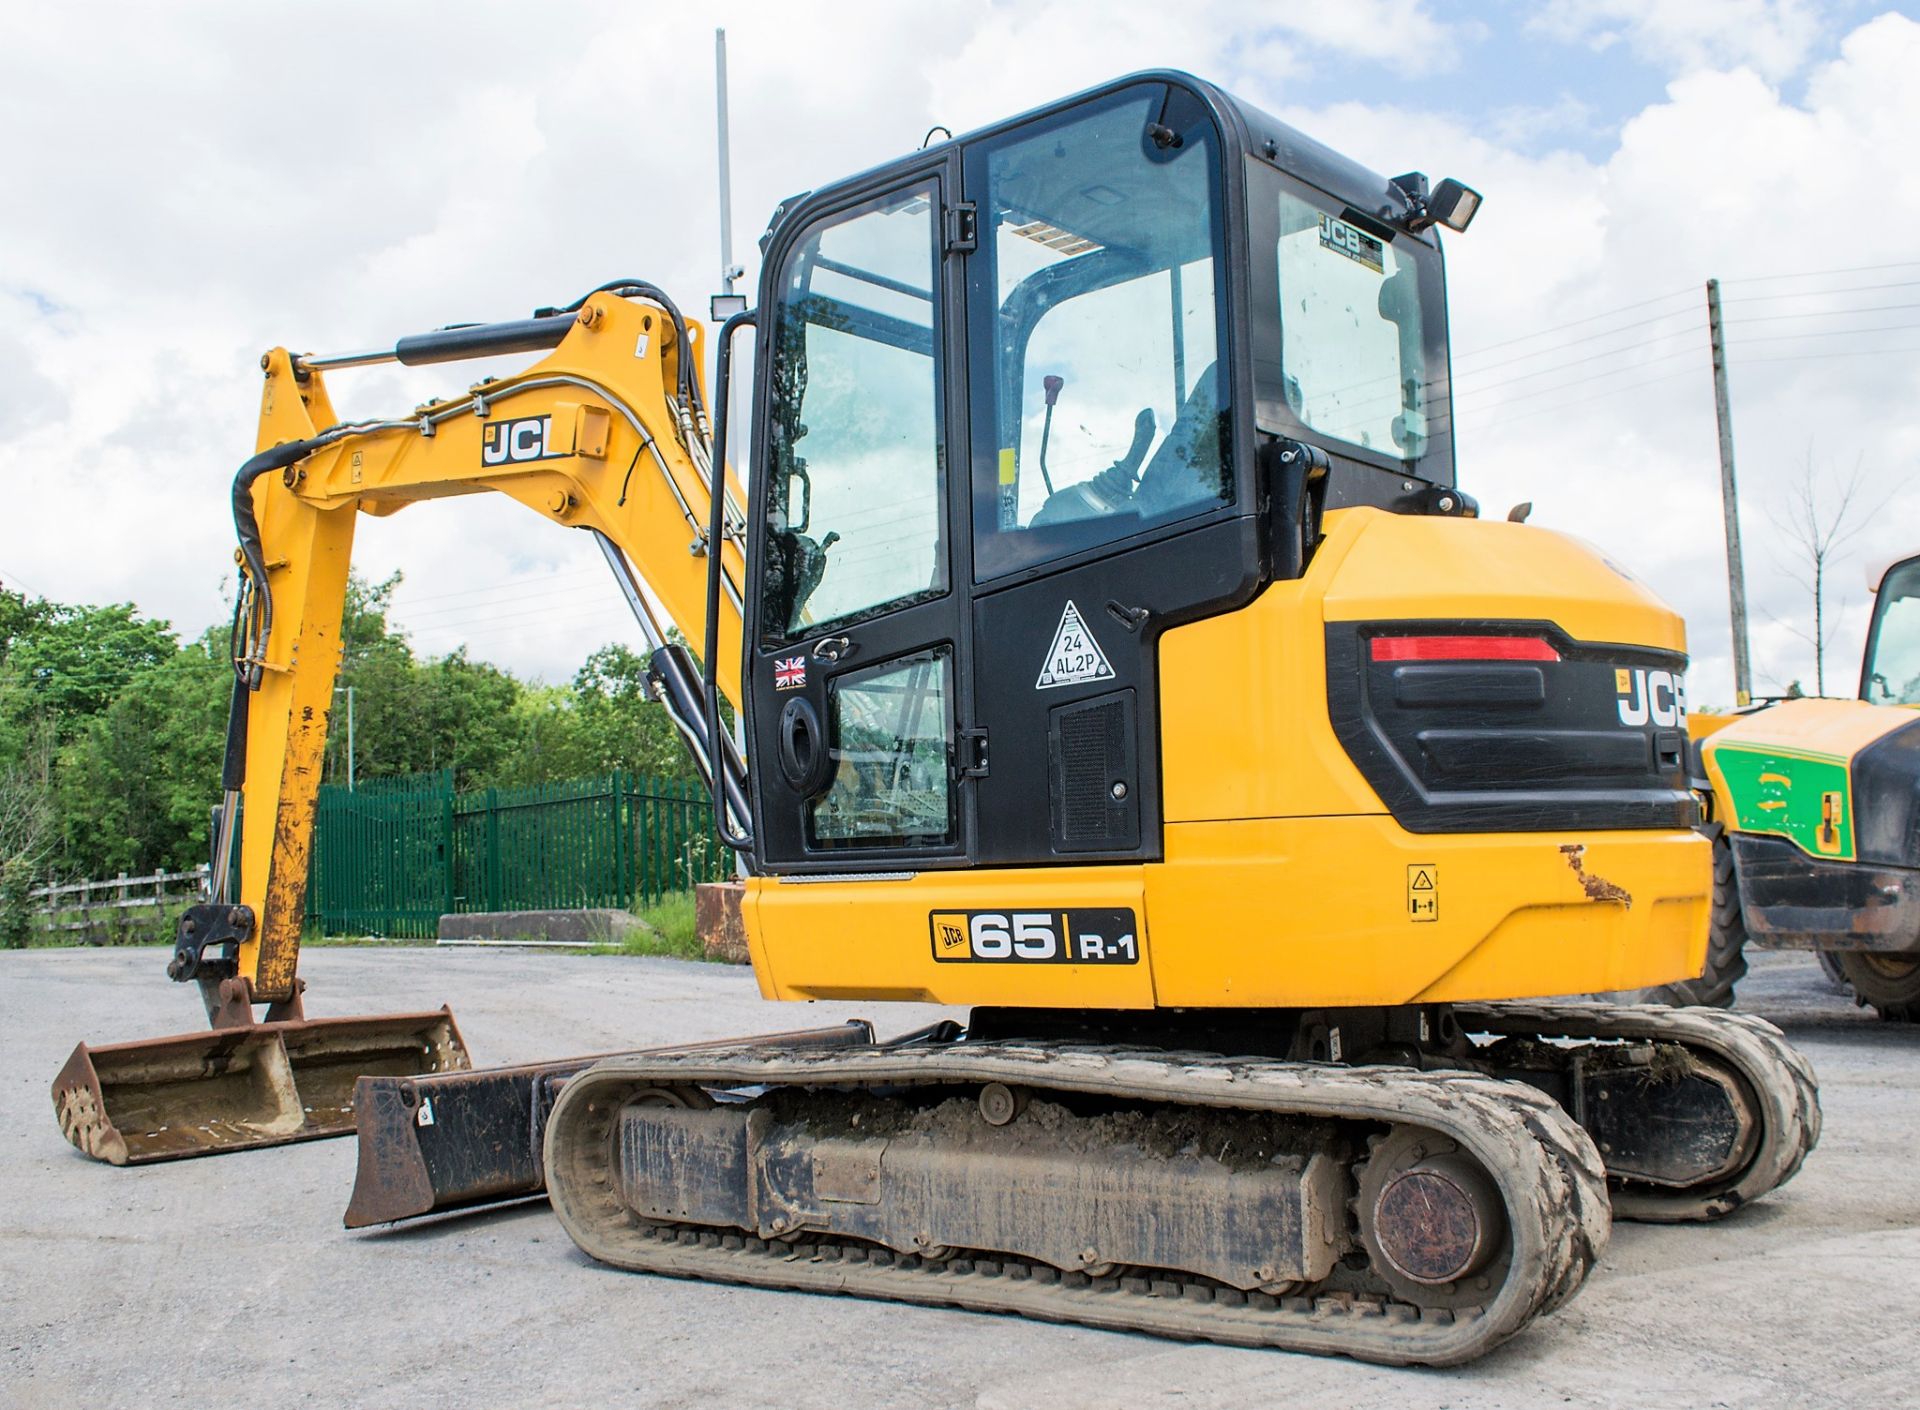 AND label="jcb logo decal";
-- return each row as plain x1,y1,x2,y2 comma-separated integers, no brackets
480,415,563,466
1616,667,1686,727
